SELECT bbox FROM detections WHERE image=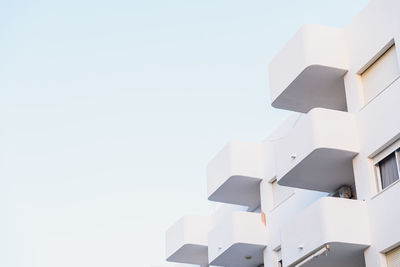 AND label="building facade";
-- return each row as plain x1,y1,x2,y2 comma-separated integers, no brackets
163,0,400,266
